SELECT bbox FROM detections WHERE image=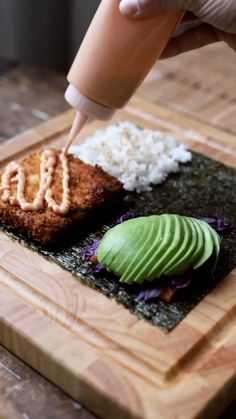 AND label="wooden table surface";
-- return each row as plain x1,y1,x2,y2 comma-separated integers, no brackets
0,62,96,419
0,45,236,418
